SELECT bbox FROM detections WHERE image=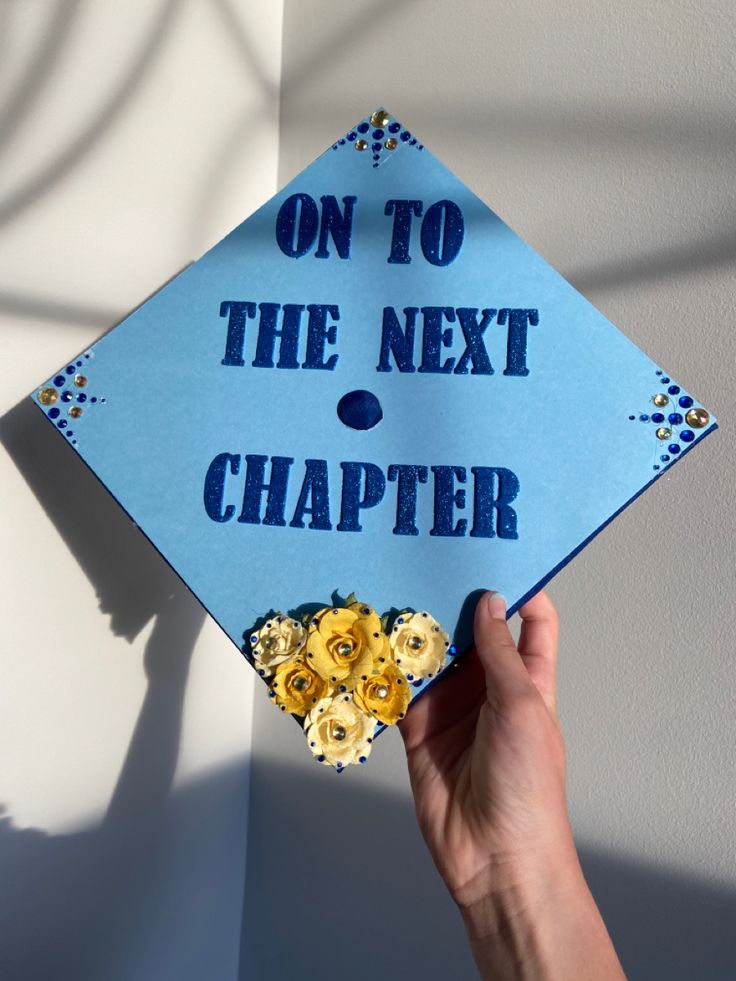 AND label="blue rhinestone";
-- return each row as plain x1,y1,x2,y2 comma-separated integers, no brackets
347,131,357,141
653,465,660,470
66,430,73,437
655,369,663,375
359,756,367,764
357,121,369,133
373,153,380,160
338,685,346,693
372,163,379,168
372,128,384,139
668,385,680,395
410,138,417,145
449,645,457,654
76,360,82,367
678,395,693,408
362,607,370,614
400,130,411,141
668,444,680,454
639,414,649,421
61,391,72,402
48,407,60,419
661,376,670,384
660,454,670,462
54,375,65,386
317,754,325,762
57,420,67,429
65,365,75,374
680,430,694,442
668,413,683,425
413,680,422,687
651,412,665,423
90,396,98,403
77,393,87,403
388,121,400,133
371,142,382,152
